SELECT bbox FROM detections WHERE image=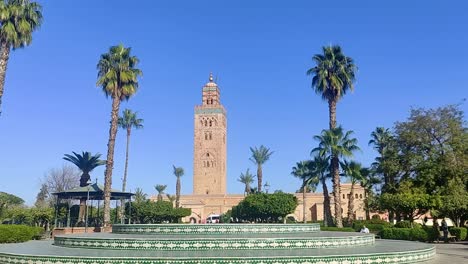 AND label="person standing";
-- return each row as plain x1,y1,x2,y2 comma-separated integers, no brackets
441,219,449,243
